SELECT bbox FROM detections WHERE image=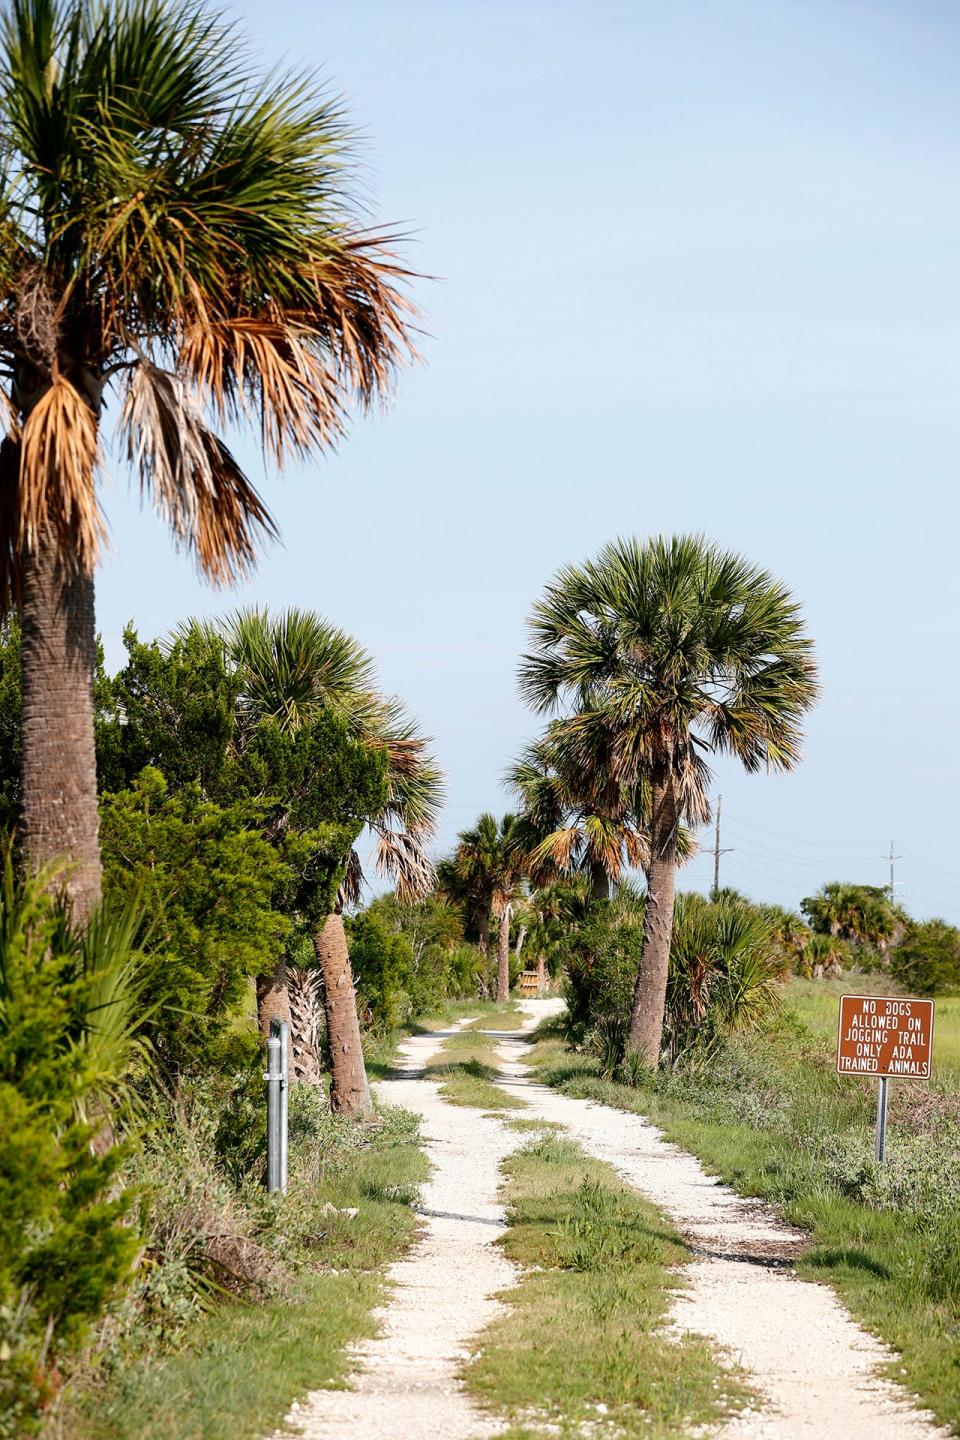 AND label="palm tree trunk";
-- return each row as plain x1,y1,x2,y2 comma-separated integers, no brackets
496,903,511,1003
627,773,678,1065
313,912,372,1117
21,545,102,924
257,960,294,1032
472,899,489,956
590,860,610,901
286,965,323,1085
535,952,547,992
